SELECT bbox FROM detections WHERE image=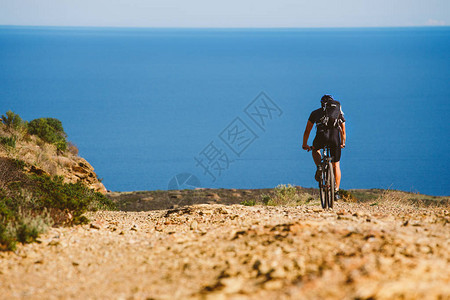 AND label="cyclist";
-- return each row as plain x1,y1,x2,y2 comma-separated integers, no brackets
302,95,346,200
